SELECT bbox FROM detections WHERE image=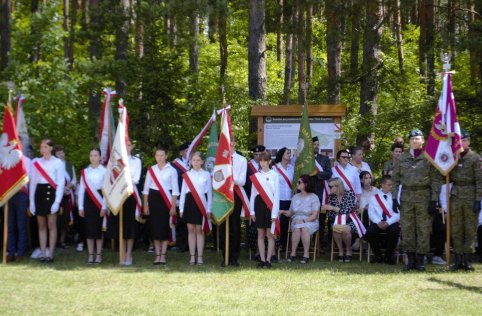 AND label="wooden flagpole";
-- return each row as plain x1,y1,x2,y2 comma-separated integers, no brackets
225,217,229,267
119,207,124,264
2,203,9,264
445,175,451,266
